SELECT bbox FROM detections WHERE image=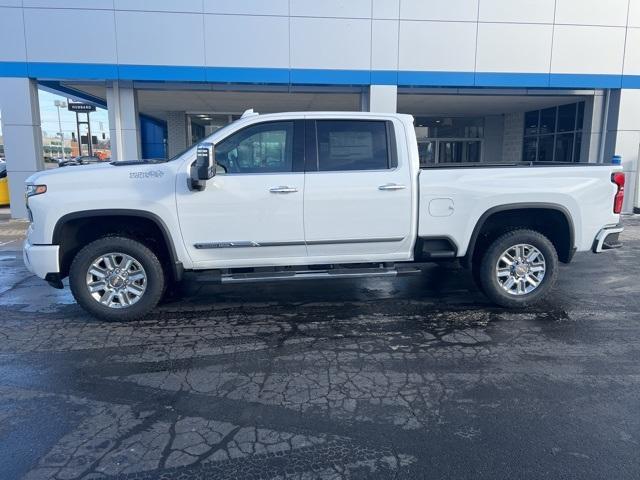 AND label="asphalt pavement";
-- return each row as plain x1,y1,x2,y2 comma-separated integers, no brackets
0,216,639,479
